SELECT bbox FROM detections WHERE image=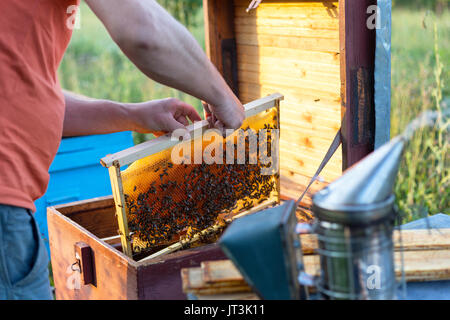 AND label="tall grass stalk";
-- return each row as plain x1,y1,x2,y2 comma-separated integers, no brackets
394,14,449,222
